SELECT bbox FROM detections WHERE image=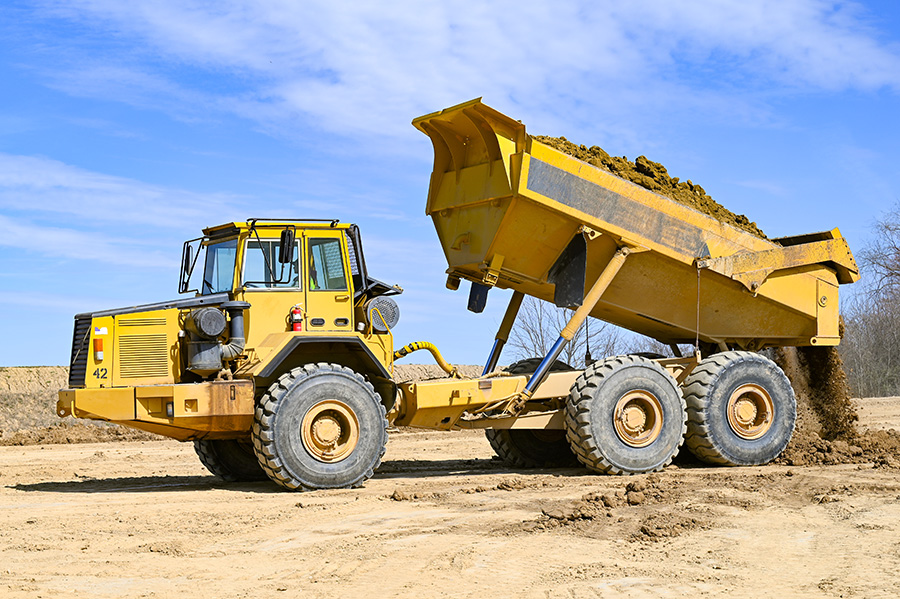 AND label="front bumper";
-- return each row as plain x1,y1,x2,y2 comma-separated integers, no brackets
57,380,255,441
